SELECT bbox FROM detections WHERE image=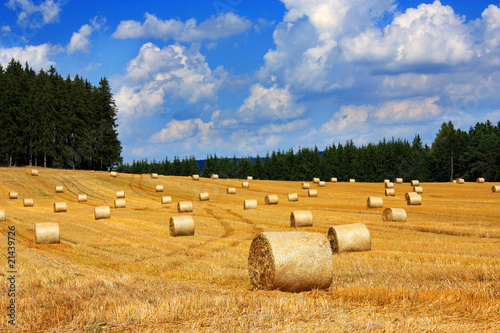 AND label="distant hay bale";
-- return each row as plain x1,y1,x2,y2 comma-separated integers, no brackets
313,177,320,183
242,181,249,188
290,210,313,227
395,178,403,184
330,177,337,183
406,192,422,205
492,185,500,193
77,194,87,202
411,180,419,186
0,209,5,222
211,174,219,179
288,193,298,202
169,216,195,237
116,191,125,198
23,198,34,207
367,196,383,208
151,173,158,179
94,206,110,220
308,189,318,197
55,186,64,193
35,223,60,244
114,198,126,208
382,208,407,222
456,178,464,184
385,182,394,188
318,181,325,187
476,178,485,183
302,182,310,189
161,196,172,204
248,231,333,292
244,199,257,209
328,223,371,253
265,195,278,205
199,192,209,201
453,180,456,183
53,202,67,213
156,185,164,192
110,171,117,177
9,192,18,199
385,188,395,196
247,176,253,180
384,179,390,183
227,187,236,194
405,192,417,200
192,174,199,180
31,169,38,176
177,201,193,213
349,179,355,183
413,186,423,194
